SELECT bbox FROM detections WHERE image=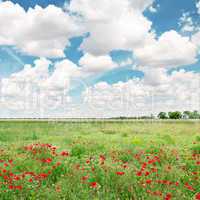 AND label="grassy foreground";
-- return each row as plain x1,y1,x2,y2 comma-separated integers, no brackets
0,120,199,200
